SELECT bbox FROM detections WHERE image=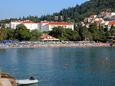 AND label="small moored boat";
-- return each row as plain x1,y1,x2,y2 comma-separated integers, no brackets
16,76,38,85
